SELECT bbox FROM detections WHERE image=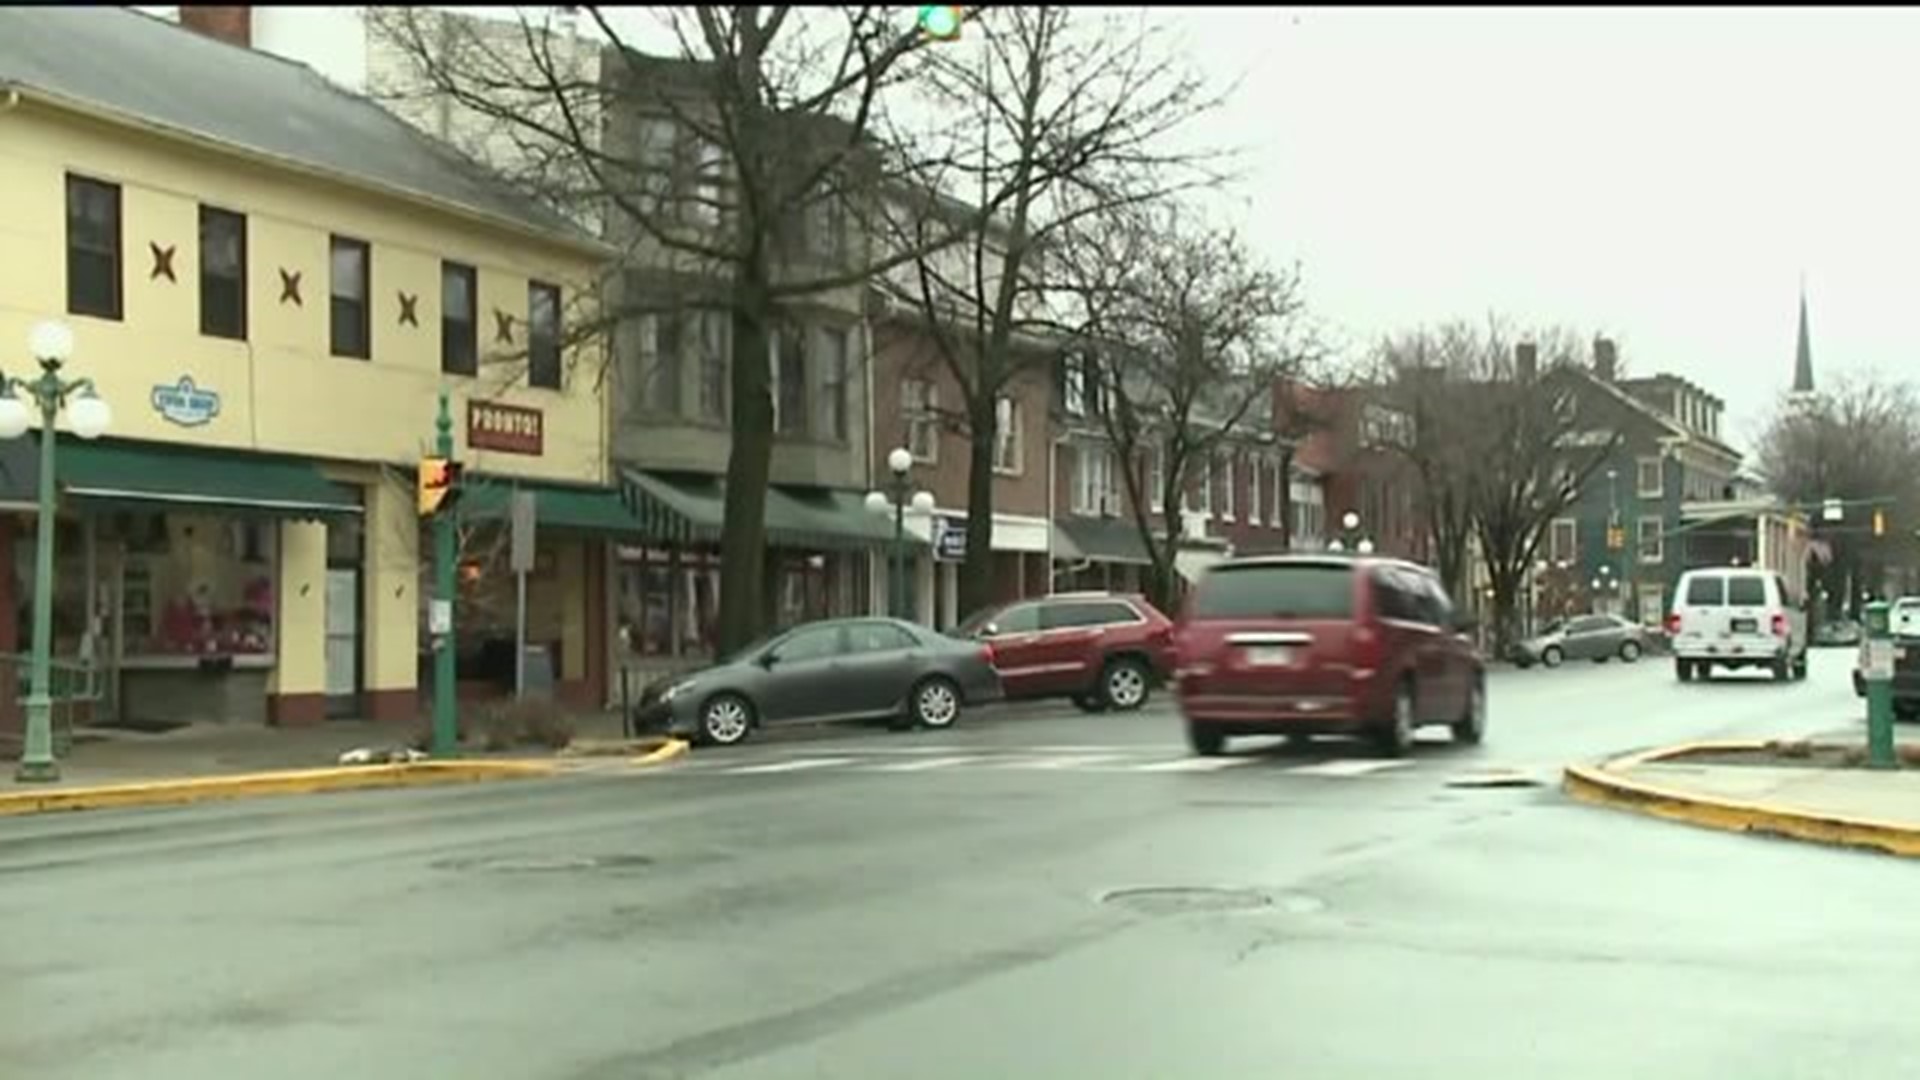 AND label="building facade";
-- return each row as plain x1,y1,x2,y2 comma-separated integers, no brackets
0,7,624,734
